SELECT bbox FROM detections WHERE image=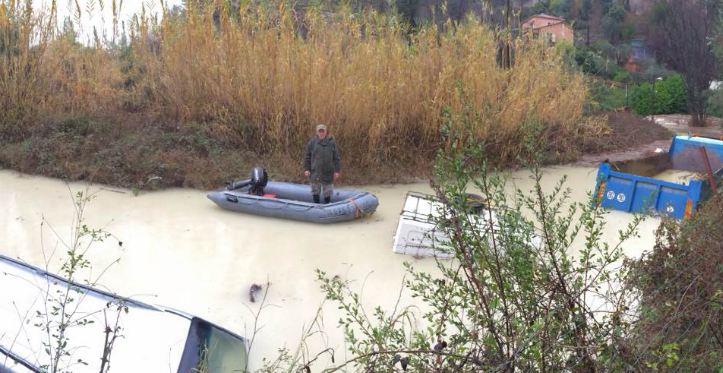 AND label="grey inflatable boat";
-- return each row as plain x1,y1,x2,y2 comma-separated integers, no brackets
207,180,379,223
